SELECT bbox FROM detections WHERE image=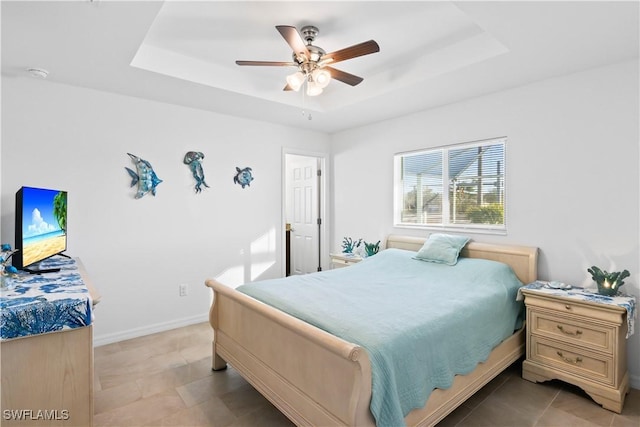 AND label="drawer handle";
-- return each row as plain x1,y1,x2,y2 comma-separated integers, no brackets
565,304,572,310
556,351,582,364
557,325,583,337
